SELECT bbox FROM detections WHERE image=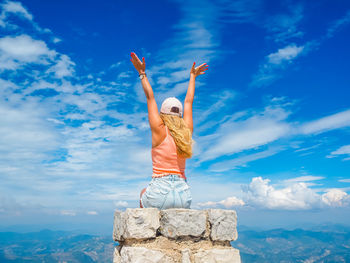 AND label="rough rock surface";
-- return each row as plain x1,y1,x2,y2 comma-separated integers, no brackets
207,209,238,241
114,208,160,241
113,210,125,241
181,248,191,263
113,247,121,263
193,248,241,263
120,247,175,263
159,209,207,239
